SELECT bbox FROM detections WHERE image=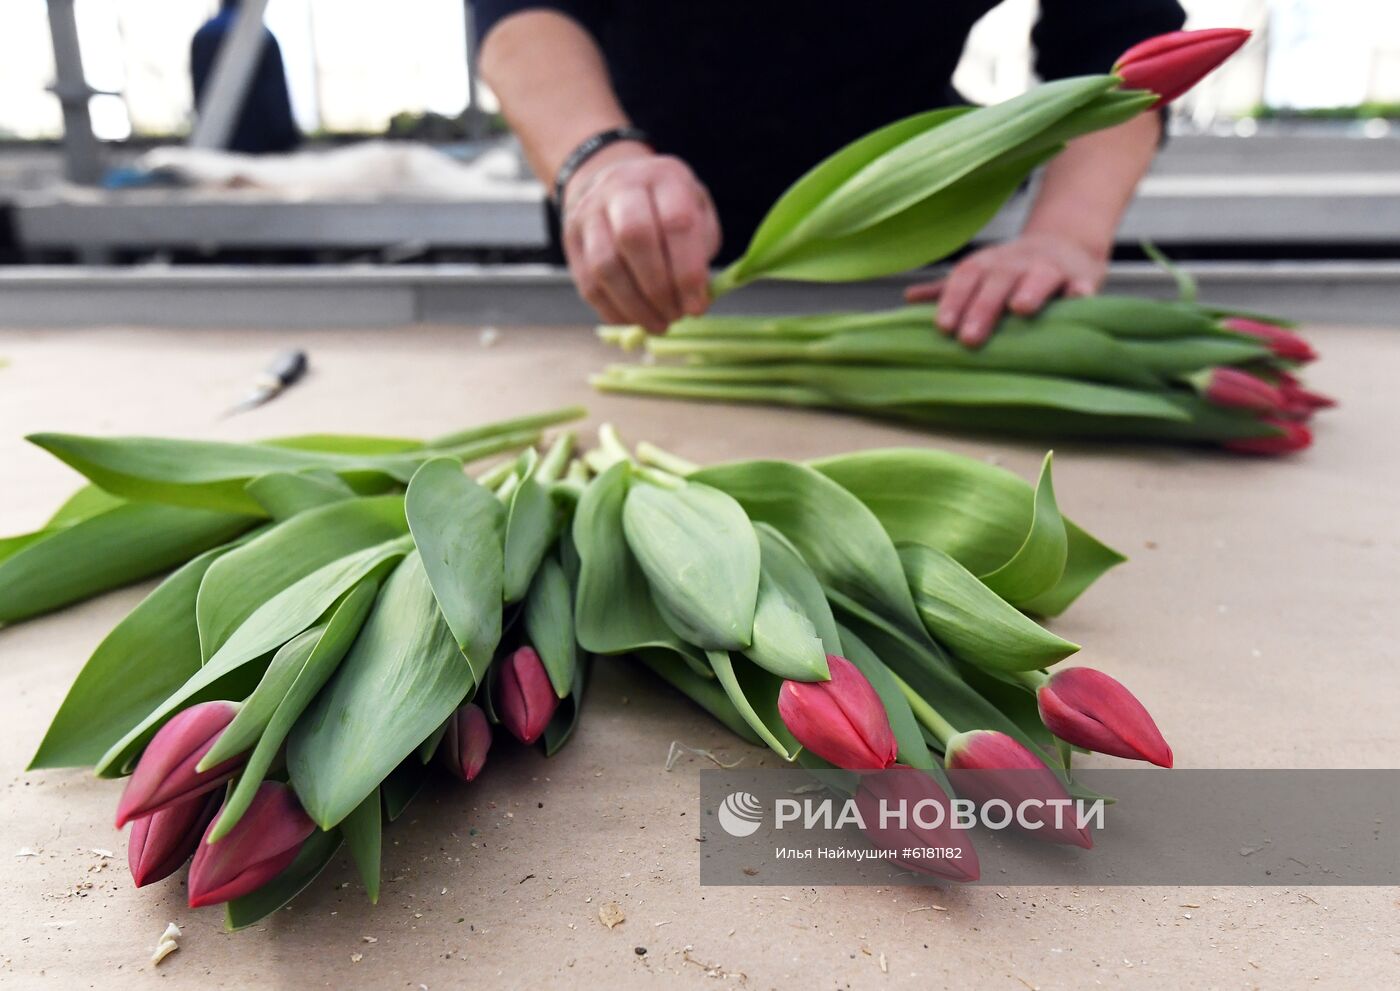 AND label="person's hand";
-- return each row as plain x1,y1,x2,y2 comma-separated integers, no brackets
904,232,1109,347
561,145,721,333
